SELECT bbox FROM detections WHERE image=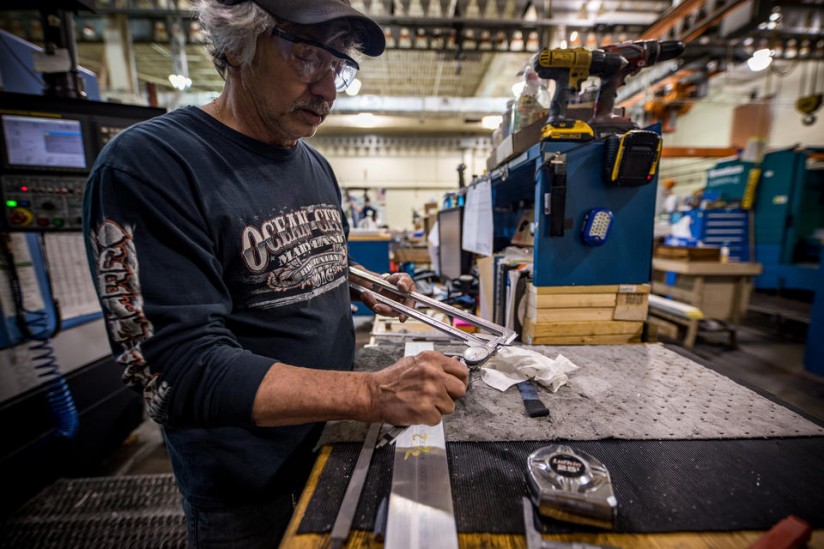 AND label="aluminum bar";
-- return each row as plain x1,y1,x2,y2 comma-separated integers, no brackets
350,266,517,348
329,422,382,549
350,281,490,348
384,342,459,549
523,497,543,549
